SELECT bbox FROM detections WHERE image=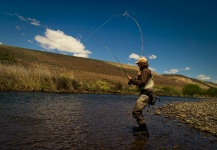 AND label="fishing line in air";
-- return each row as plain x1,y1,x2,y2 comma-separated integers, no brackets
74,28,129,79
83,11,144,57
